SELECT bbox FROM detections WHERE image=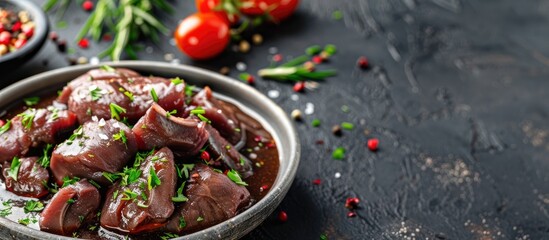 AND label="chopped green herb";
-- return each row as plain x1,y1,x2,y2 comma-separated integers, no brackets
177,164,194,179
320,234,328,240
311,119,321,127
90,87,103,101
121,189,138,201
341,122,354,130
134,149,155,167
0,120,11,135
2,200,12,207
234,128,241,132
112,190,119,199
56,20,68,29
172,182,188,202
179,216,186,228
113,130,127,144
100,65,116,72
122,168,141,185
225,145,231,150
240,158,245,166
171,77,184,85
88,180,101,189
78,215,85,223
123,91,134,101
103,172,121,183
38,144,53,168
18,218,30,226
137,201,149,208
89,225,98,231
0,207,12,217
49,108,60,122
197,114,211,124
150,88,159,102
62,176,80,188
332,147,345,160
332,10,343,20
341,105,350,113
161,233,180,240
305,45,322,56
227,169,248,186
67,198,75,204
190,107,205,115
18,109,36,129
166,109,177,118
24,200,44,213
184,85,195,98
196,216,204,222
7,157,21,181
147,167,161,190
23,97,40,106
109,103,127,120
